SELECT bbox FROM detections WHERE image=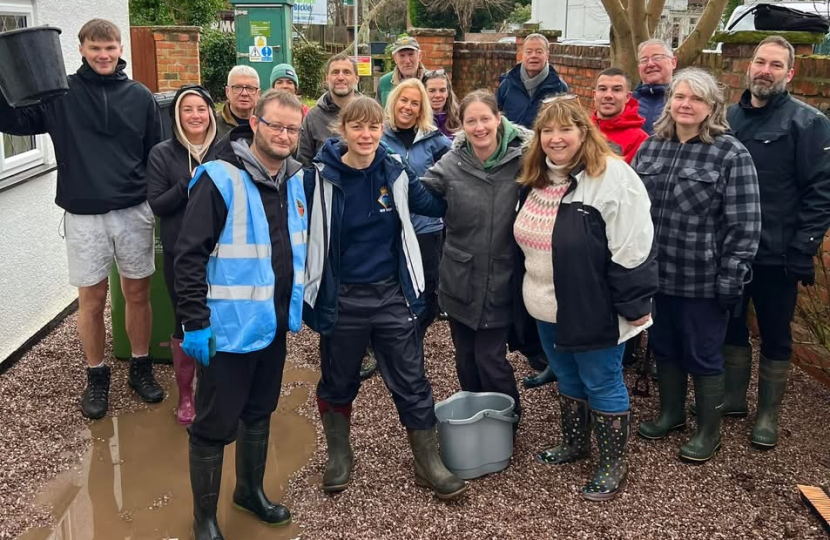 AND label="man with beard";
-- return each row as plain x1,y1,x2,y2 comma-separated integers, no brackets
633,39,677,135
175,90,308,539
377,36,426,107
299,54,359,166
721,36,830,449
